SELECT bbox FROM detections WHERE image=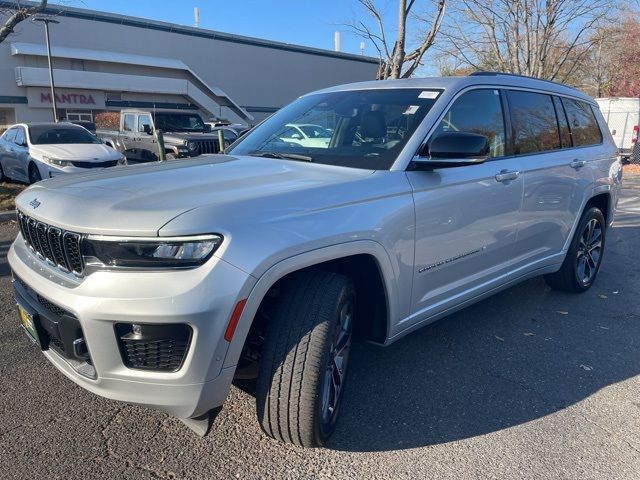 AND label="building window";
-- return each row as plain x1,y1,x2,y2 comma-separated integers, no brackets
65,110,93,122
